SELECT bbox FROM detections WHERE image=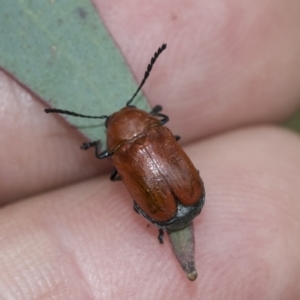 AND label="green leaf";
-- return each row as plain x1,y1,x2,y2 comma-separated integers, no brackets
0,0,150,142
285,110,300,133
